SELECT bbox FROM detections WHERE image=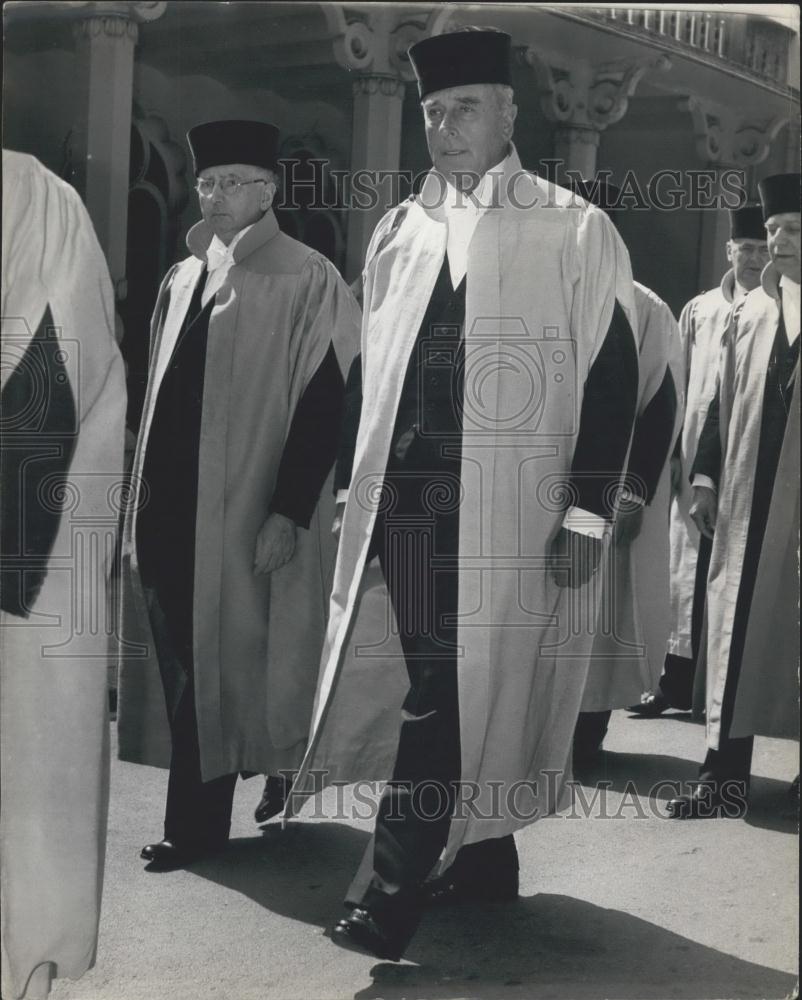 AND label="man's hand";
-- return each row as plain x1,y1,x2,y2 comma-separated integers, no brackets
689,485,717,539
254,513,296,574
331,501,346,541
614,506,644,548
548,527,602,589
